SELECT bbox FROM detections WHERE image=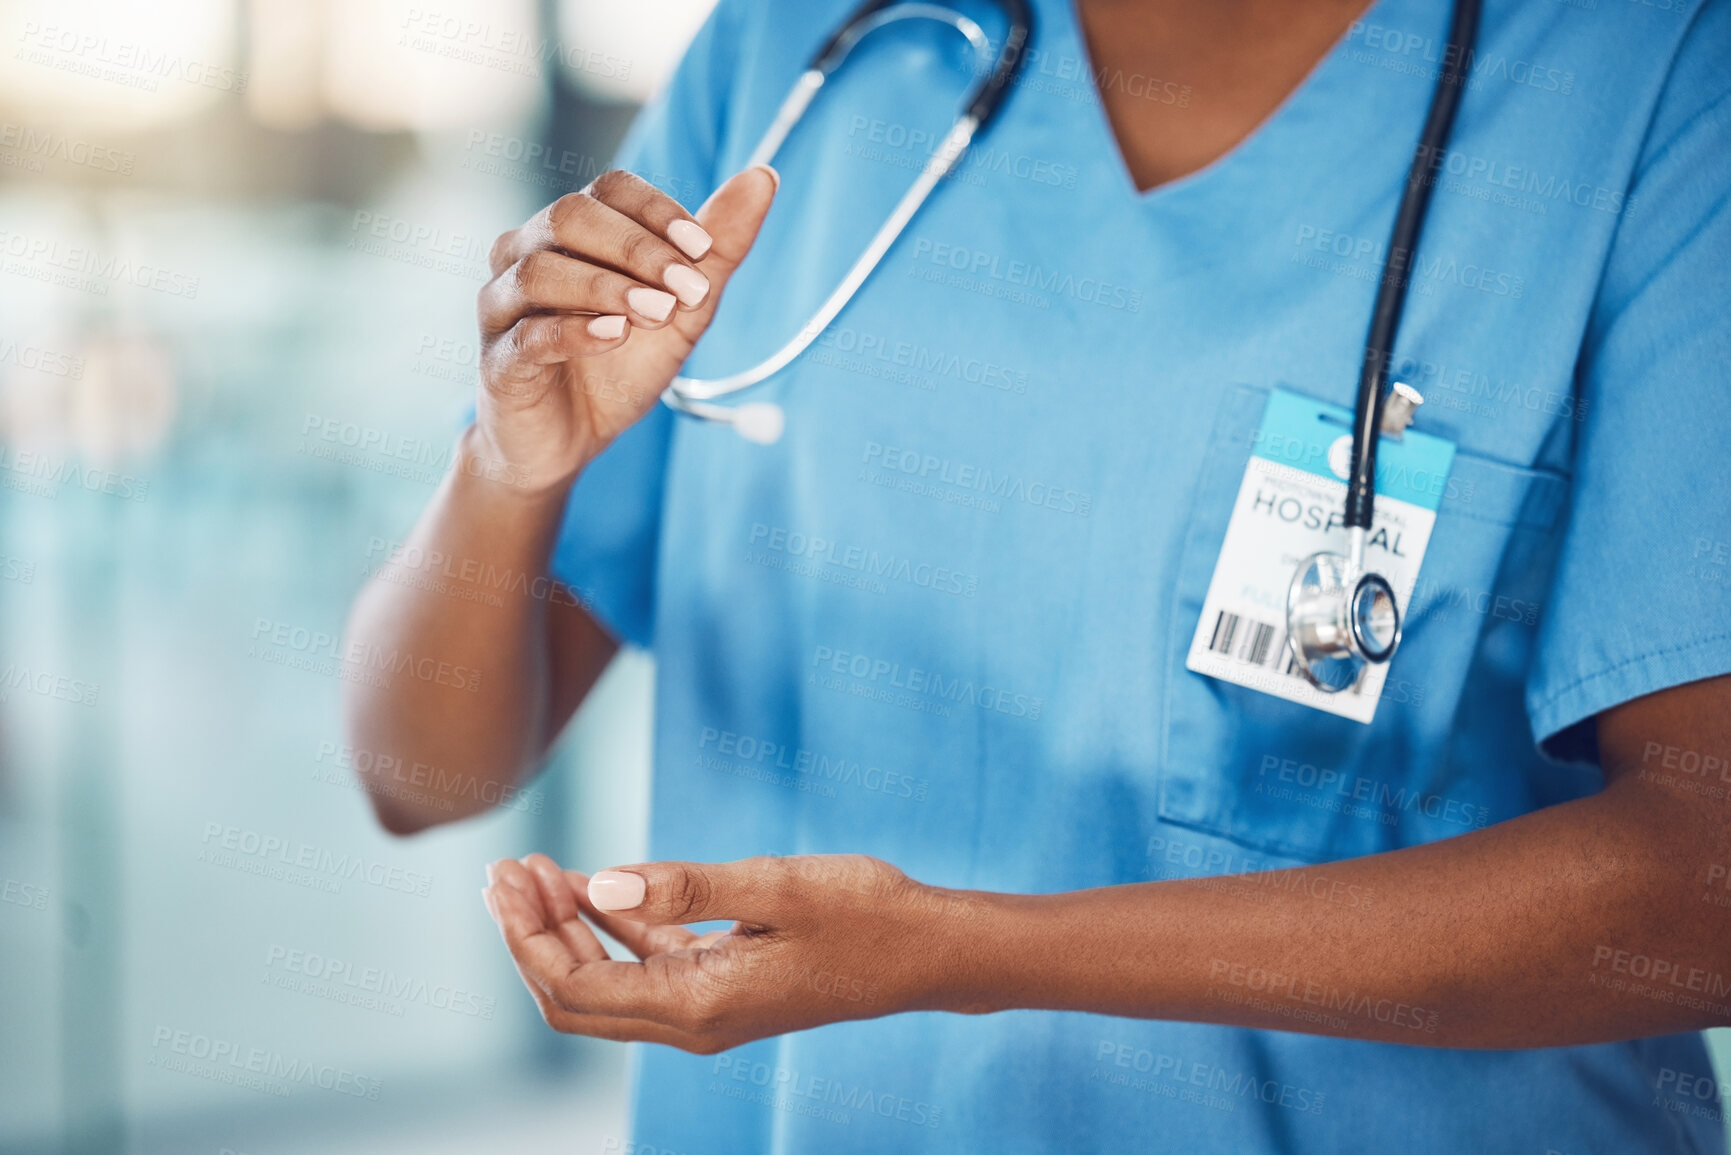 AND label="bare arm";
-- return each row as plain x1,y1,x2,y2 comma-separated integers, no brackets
342,167,778,835
477,675,1731,1052
992,675,1731,1046
341,438,616,834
